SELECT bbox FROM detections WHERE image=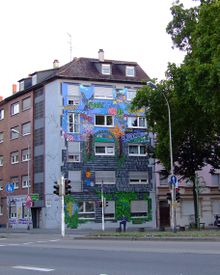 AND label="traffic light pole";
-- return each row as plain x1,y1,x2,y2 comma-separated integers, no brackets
61,176,65,237
101,180,105,231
